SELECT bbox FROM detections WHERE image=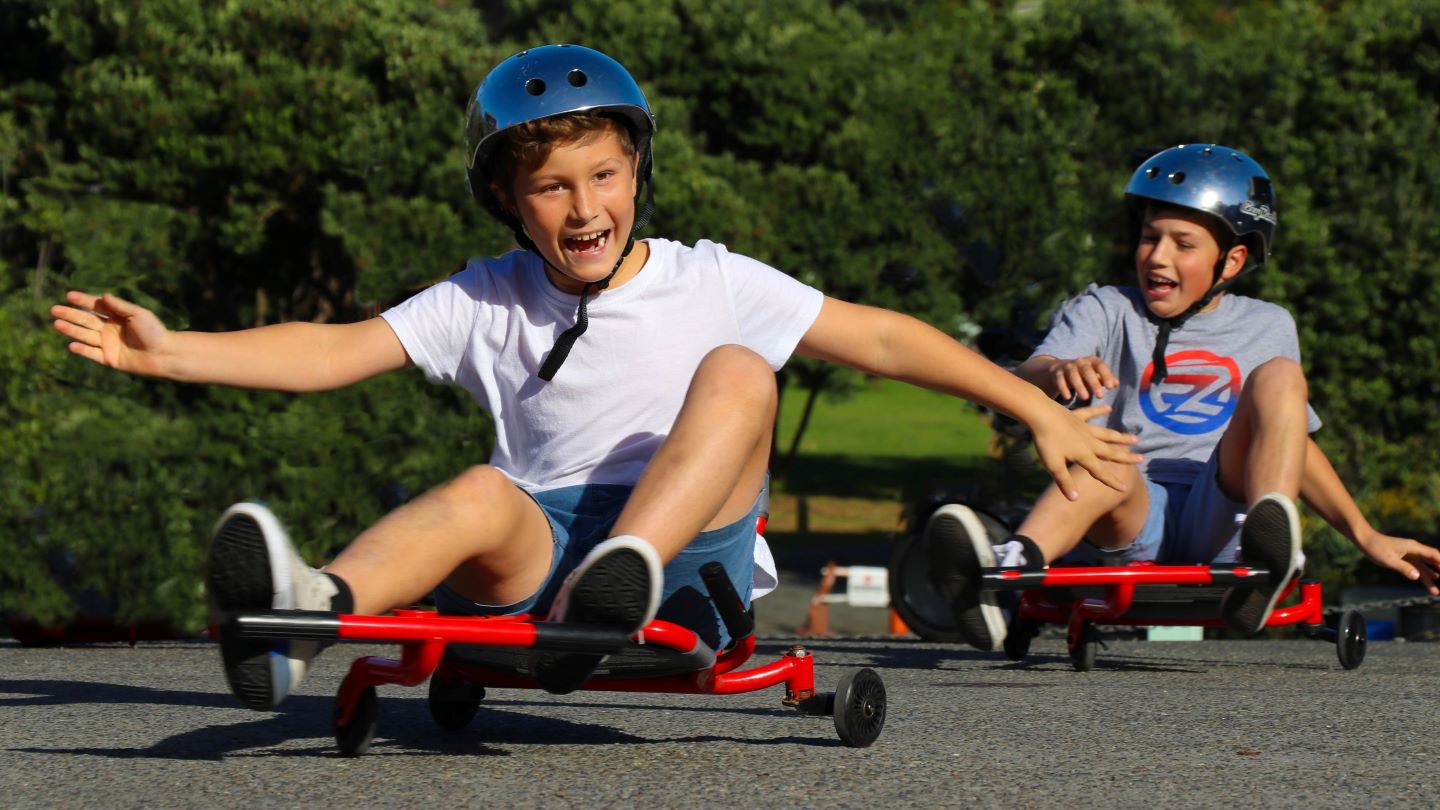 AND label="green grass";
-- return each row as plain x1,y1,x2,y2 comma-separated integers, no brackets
773,377,1002,503
776,377,992,459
